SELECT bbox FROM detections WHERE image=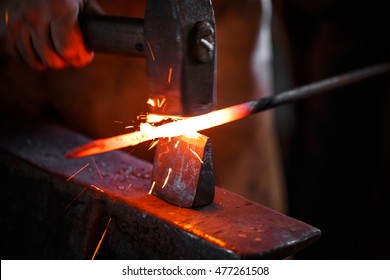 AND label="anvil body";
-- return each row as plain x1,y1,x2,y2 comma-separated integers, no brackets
0,123,320,259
